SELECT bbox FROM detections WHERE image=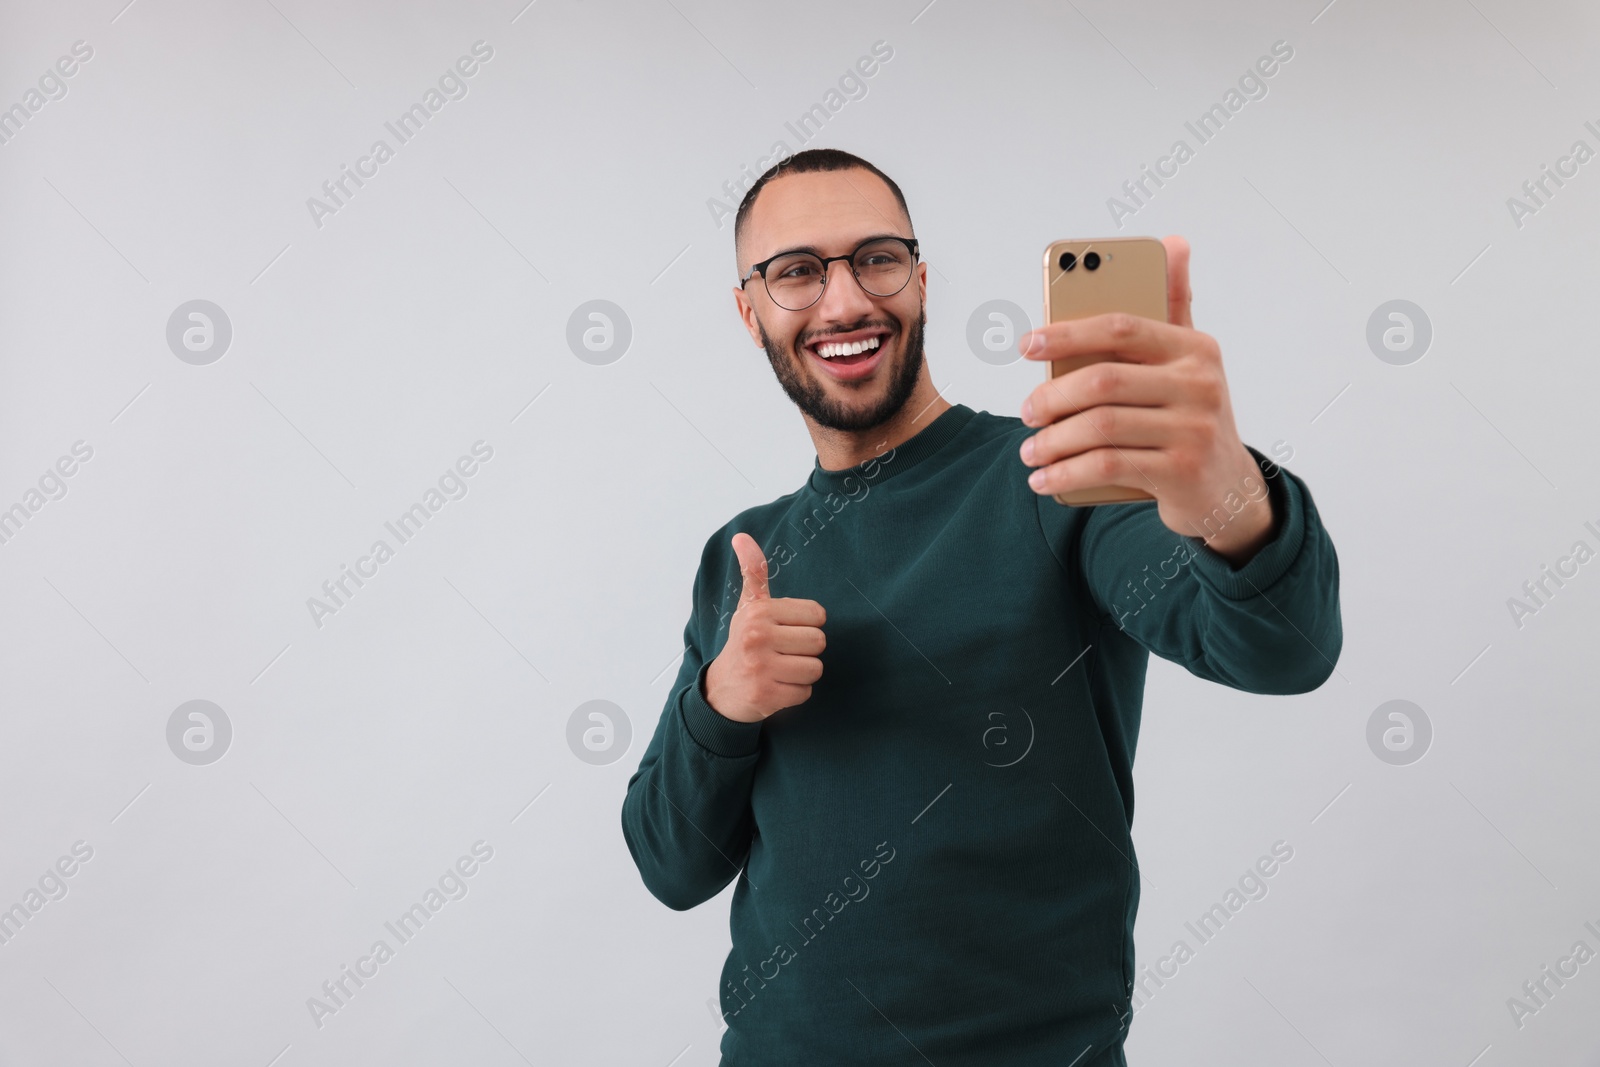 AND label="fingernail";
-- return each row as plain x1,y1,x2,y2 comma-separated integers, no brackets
1021,398,1034,424
1028,470,1045,490
1021,436,1035,463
